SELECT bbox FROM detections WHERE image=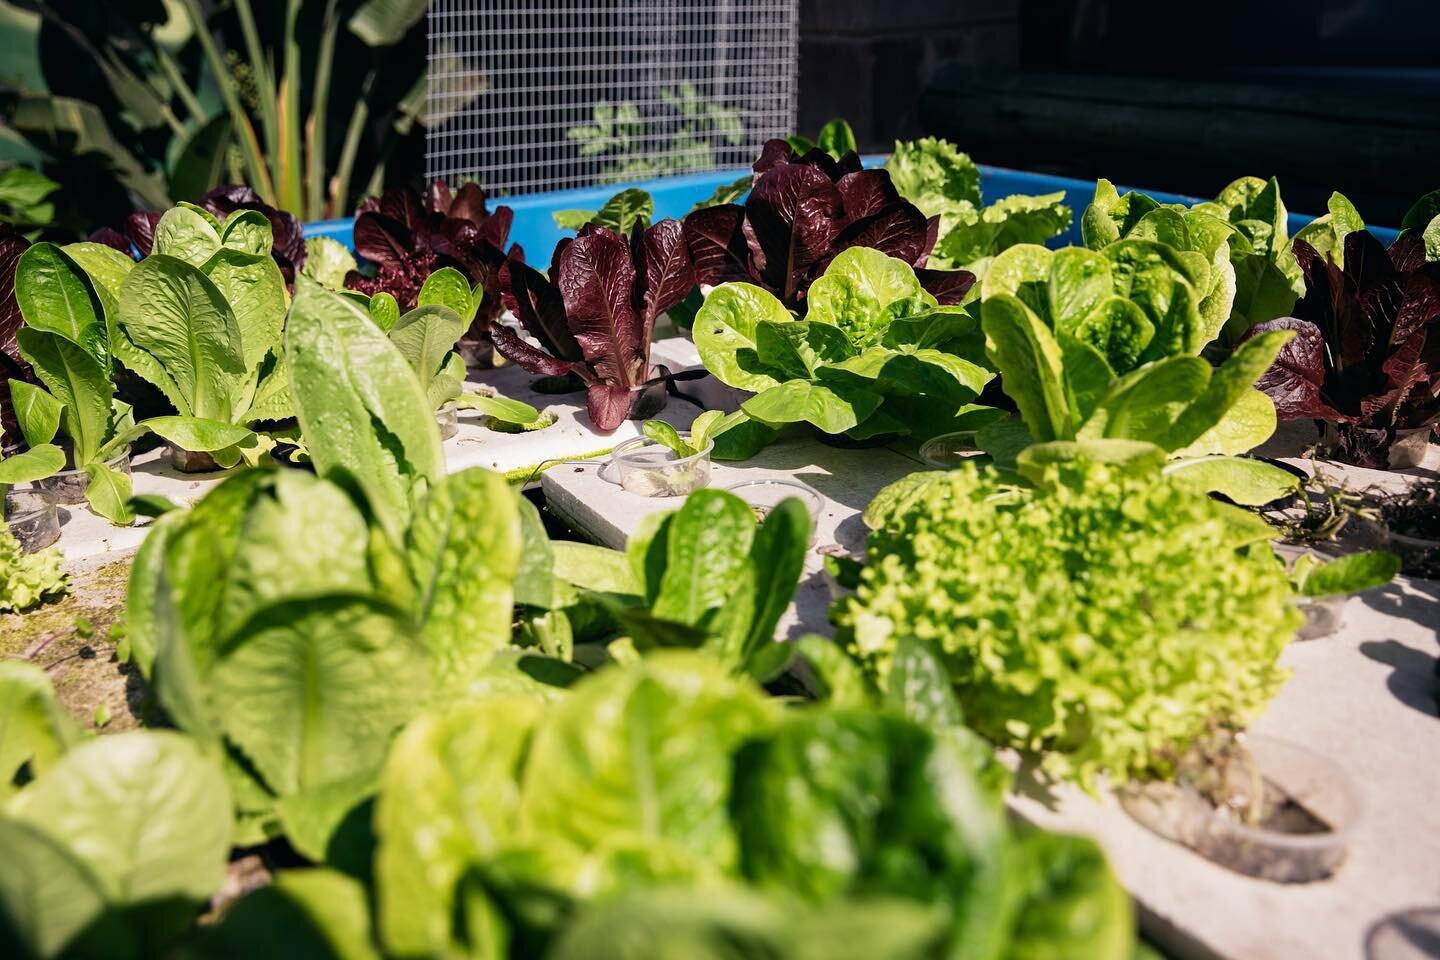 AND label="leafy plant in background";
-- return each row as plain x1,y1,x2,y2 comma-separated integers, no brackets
684,140,974,311
346,181,522,365
567,82,745,184
552,176,757,239
886,137,1070,271
8,243,141,521
553,187,657,235
0,165,60,238
696,247,994,455
786,117,858,160
834,458,1300,789
1,0,432,228
492,220,697,431
1243,228,1440,468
